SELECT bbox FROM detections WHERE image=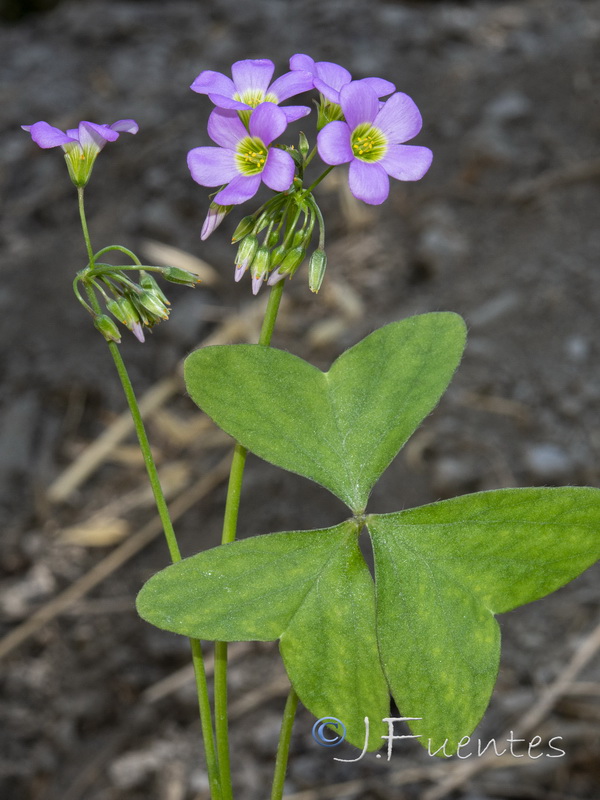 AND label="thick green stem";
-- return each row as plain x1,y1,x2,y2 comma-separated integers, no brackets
270,688,299,800
77,189,221,800
213,278,287,799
